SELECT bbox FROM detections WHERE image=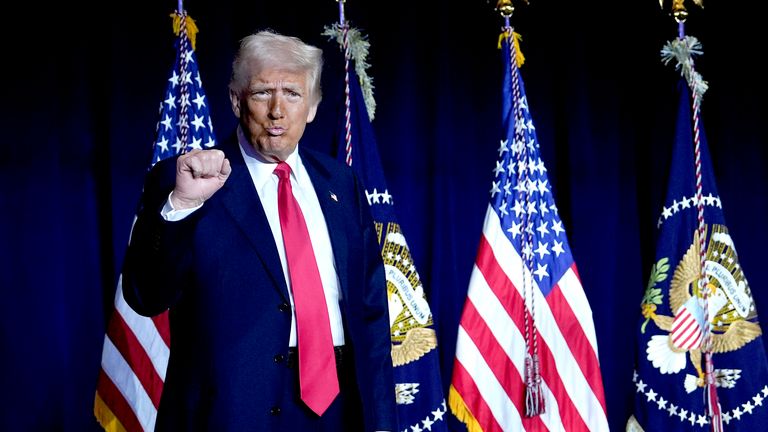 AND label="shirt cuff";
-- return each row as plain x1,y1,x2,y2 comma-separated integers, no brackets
161,192,203,221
